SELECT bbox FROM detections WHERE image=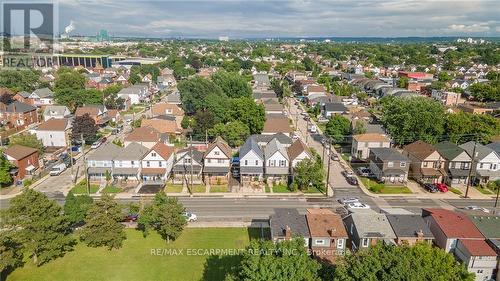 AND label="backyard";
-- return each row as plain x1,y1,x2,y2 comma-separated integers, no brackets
8,228,267,281
71,180,99,194
360,178,412,194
